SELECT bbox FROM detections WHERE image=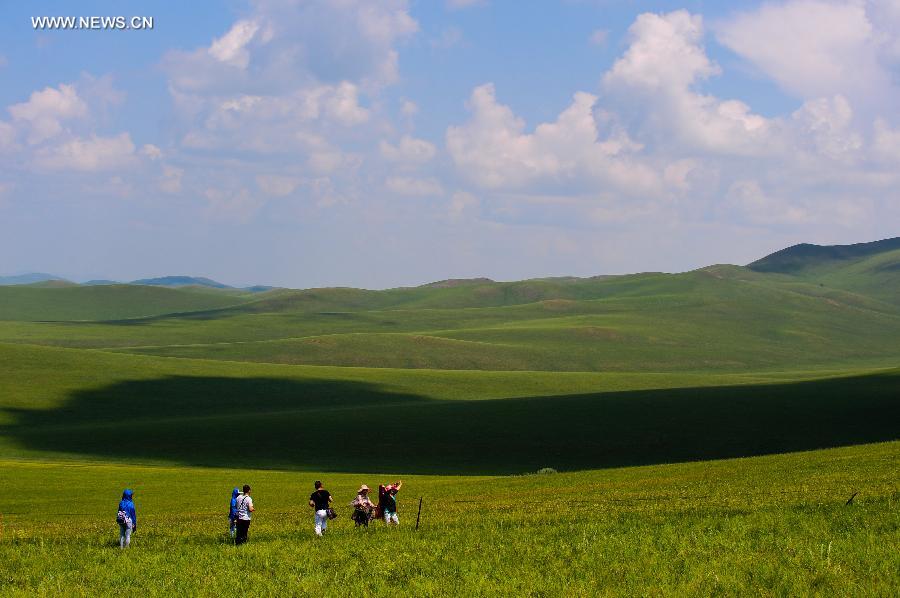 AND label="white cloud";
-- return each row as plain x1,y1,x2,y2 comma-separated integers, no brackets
324,82,369,125
791,95,862,160
208,20,261,69
256,174,301,196
152,1,419,220
33,133,136,172
724,180,809,225
308,150,359,175
204,187,264,221
605,11,717,90
448,190,479,220
164,0,418,96
180,82,370,154
160,165,184,194
141,144,163,160
8,83,88,144
663,159,699,193
447,83,660,194
603,11,774,156
386,176,444,196
379,135,436,164
873,119,900,162
716,1,896,103
401,100,418,117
